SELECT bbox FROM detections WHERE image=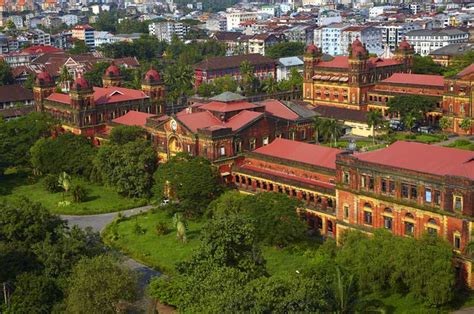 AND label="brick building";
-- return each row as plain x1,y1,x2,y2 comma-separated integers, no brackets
303,39,413,110
443,64,474,135
33,65,166,137
229,139,474,287
194,54,276,88
232,138,341,238
146,92,316,162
